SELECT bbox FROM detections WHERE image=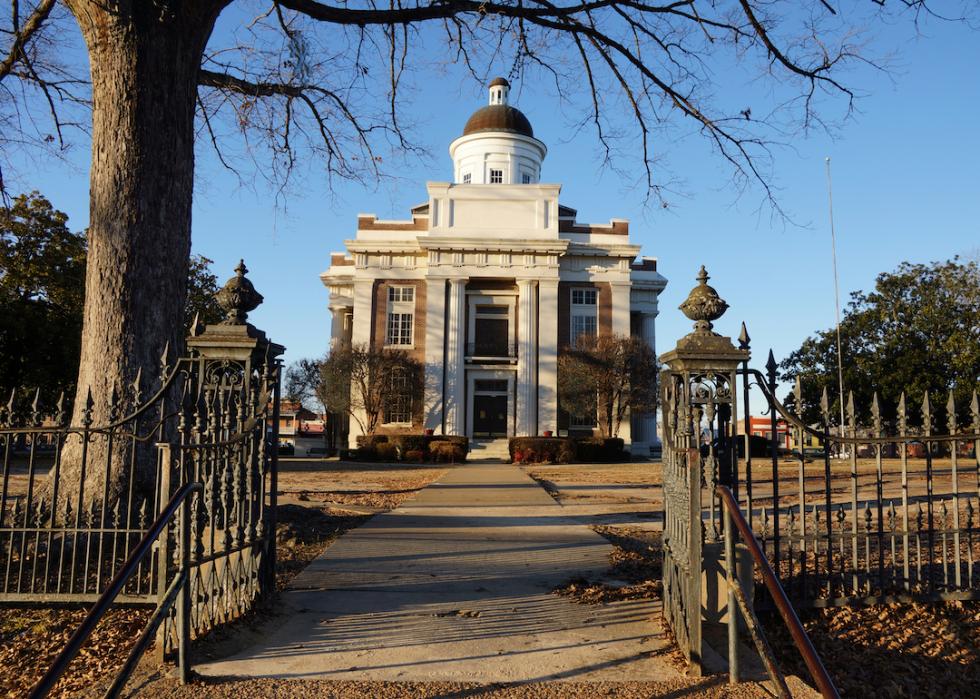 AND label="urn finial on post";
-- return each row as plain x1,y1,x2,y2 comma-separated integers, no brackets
216,259,264,325
188,260,284,364
678,265,729,335
660,265,747,369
